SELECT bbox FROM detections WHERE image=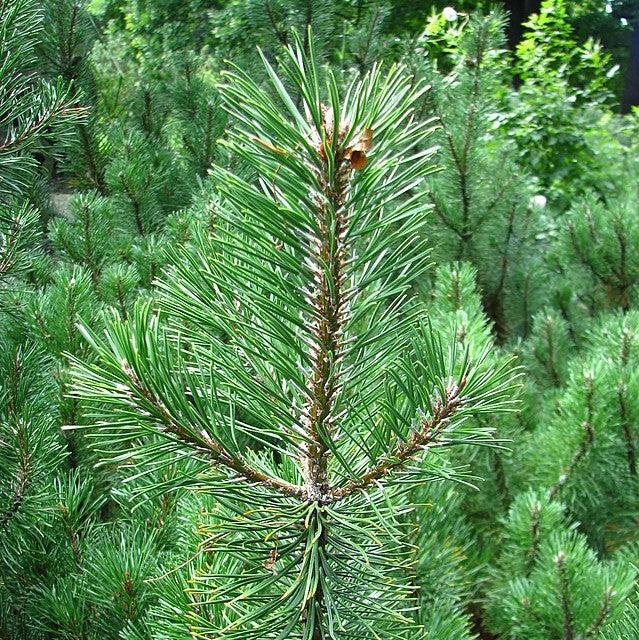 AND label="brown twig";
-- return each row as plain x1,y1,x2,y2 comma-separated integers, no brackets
120,362,305,499
330,379,467,502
